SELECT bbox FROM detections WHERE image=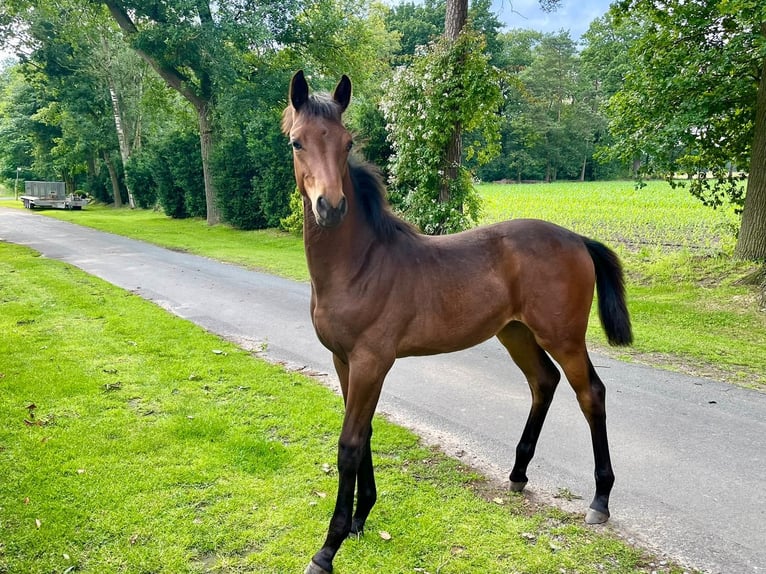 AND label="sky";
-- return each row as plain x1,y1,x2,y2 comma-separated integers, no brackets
491,0,613,39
